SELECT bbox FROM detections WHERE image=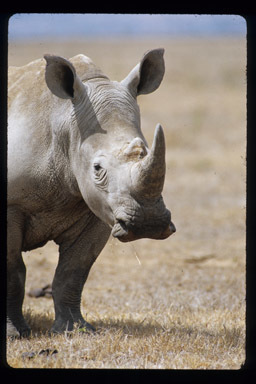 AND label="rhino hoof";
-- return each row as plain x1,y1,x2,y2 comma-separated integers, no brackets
7,319,31,339
78,321,96,333
49,320,95,335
